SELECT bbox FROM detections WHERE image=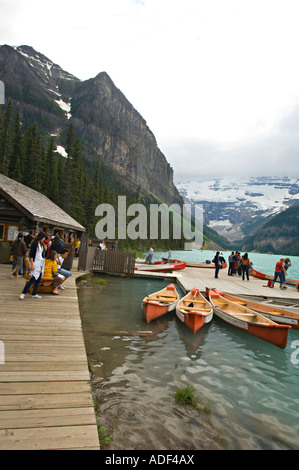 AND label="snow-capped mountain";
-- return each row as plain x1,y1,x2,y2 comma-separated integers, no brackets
177,177,299,241
0,44,182,206
15,45,77,123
